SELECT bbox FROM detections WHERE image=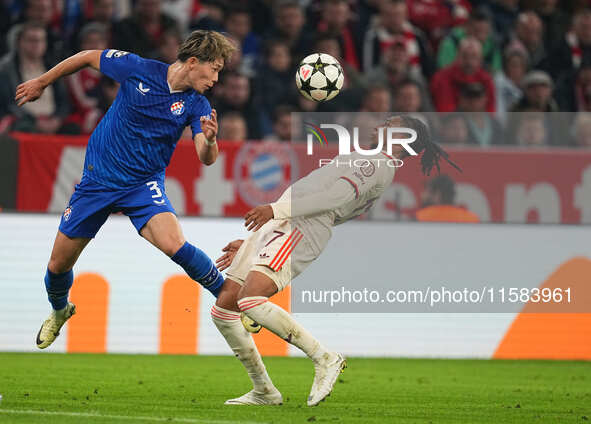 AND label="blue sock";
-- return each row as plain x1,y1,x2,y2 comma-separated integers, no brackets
44,269,73,310
171,242,224,297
